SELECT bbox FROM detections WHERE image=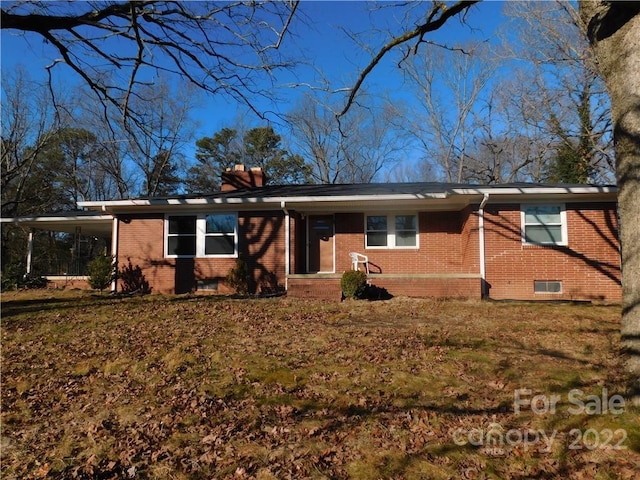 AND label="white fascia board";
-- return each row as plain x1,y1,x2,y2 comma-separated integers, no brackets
78,192,450,212
450,186,617,195
1,213,114,236
1,214,113,223
76,186,617,213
